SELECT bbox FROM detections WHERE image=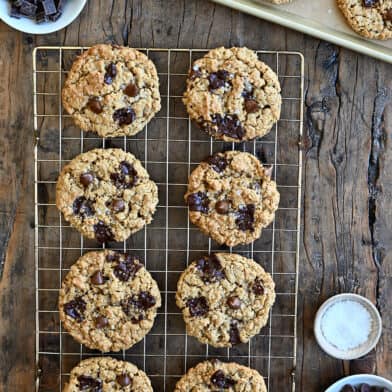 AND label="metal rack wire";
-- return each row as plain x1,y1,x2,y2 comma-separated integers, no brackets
34,47,304,391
